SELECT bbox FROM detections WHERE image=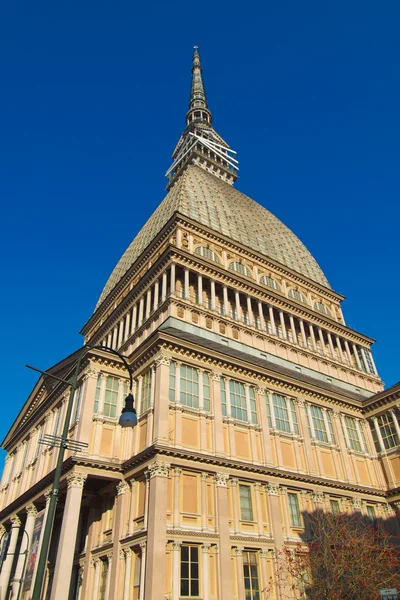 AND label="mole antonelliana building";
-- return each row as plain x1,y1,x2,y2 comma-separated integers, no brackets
1,48,400,600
